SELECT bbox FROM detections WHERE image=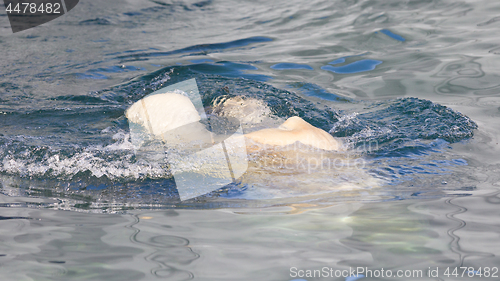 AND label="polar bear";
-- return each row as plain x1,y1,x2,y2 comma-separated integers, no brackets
125,92,382,201
125,92,341,151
